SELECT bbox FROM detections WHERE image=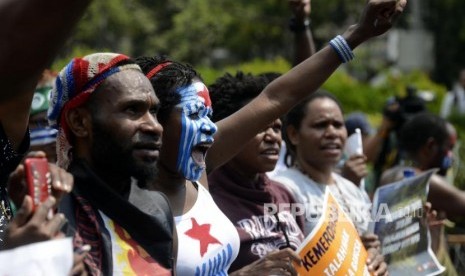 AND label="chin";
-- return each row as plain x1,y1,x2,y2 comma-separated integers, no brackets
262,165,276,173
132,165,158,182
